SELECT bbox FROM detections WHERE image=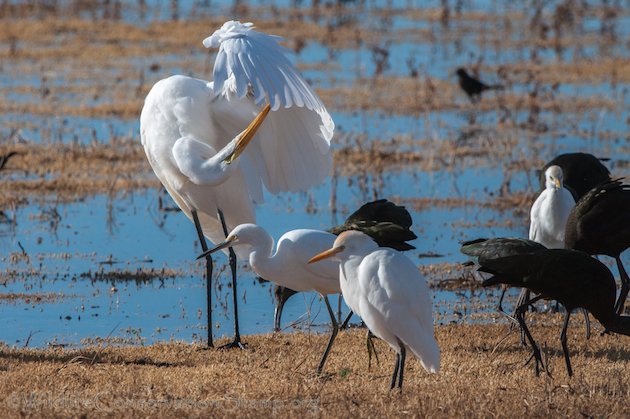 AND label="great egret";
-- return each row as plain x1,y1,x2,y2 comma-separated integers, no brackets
140,20,334,349
479,249,630,377
455,68,503,103
540,153,611,200
529,165,575,249
200,223,340,374
565,179,630,314
308,231,440,390
273,198,417,332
